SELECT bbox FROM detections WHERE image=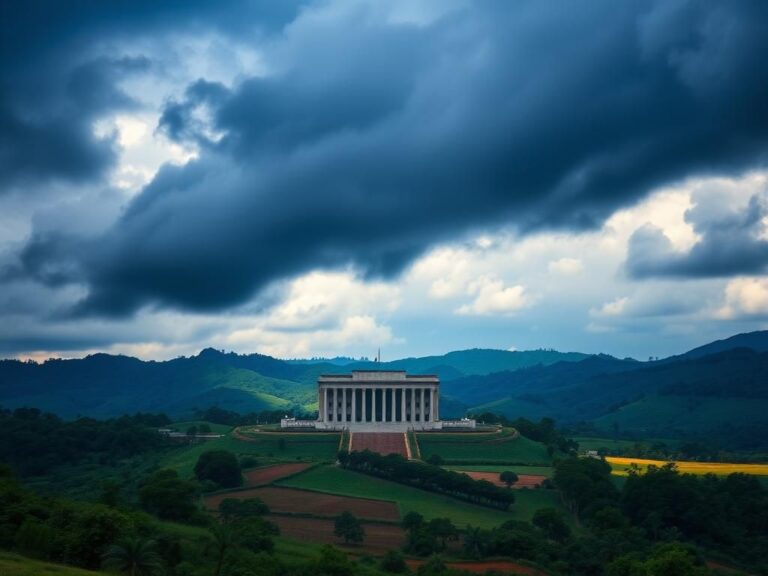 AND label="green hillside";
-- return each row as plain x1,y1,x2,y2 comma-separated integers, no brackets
0,553,105,576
